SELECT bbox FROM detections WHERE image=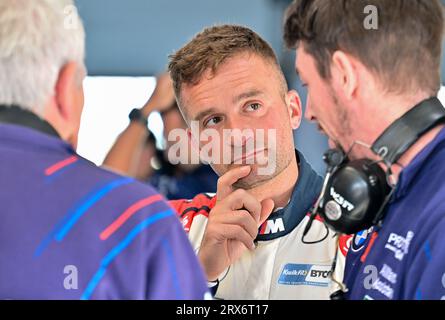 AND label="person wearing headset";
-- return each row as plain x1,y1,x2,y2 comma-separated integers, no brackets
284,0,445,300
